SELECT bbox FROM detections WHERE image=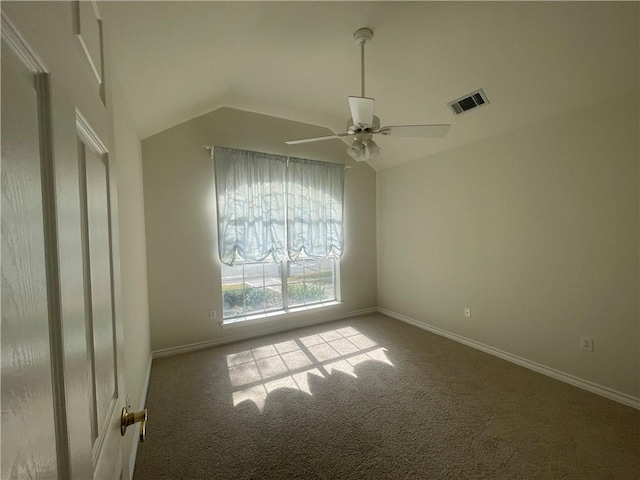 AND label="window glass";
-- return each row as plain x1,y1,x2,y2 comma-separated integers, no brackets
221,256,337,319
286,256,336,309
